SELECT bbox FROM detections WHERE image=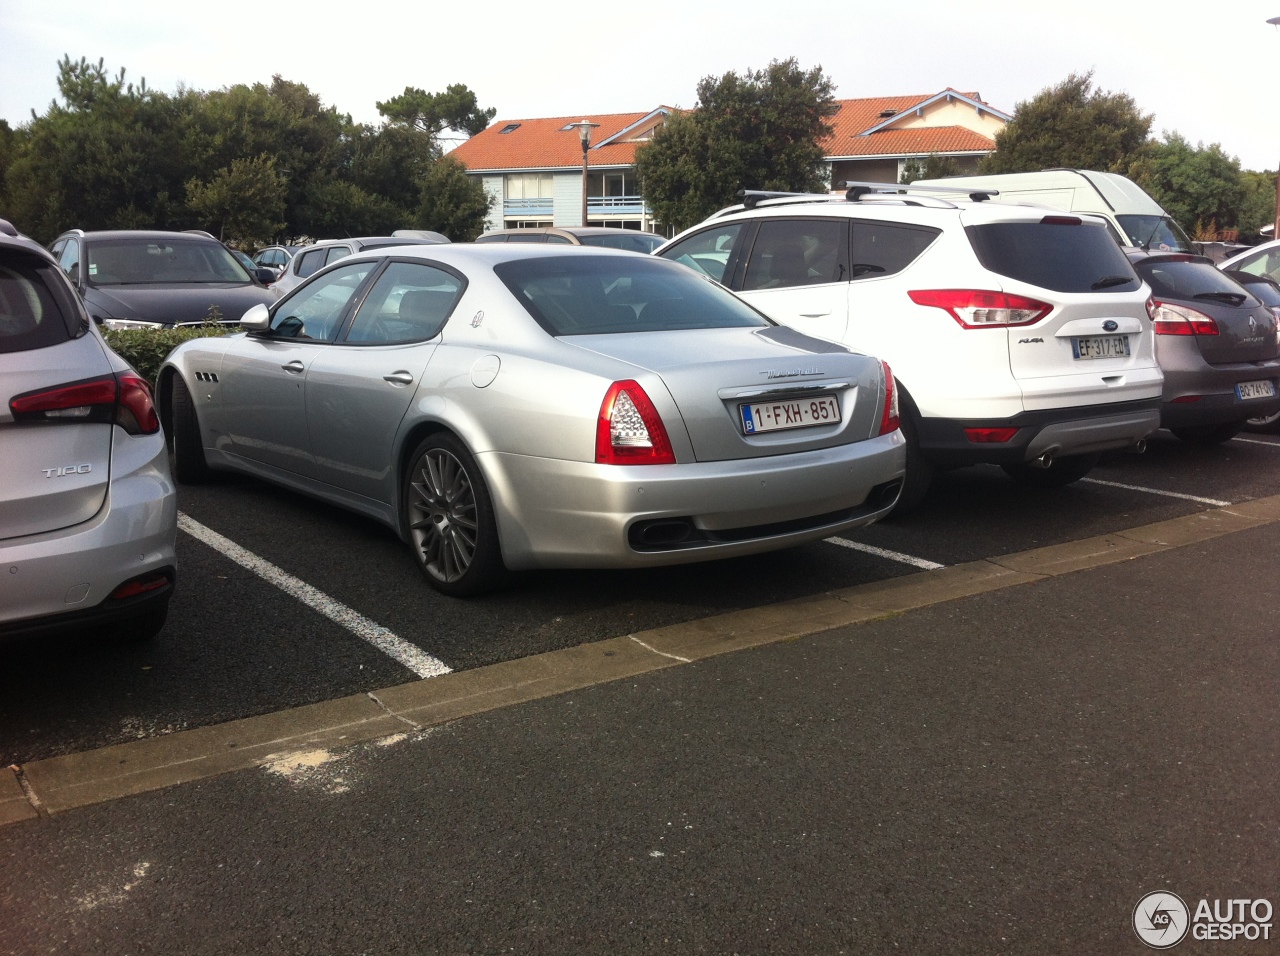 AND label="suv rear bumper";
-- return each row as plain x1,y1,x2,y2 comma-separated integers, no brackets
916,398,1162,466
